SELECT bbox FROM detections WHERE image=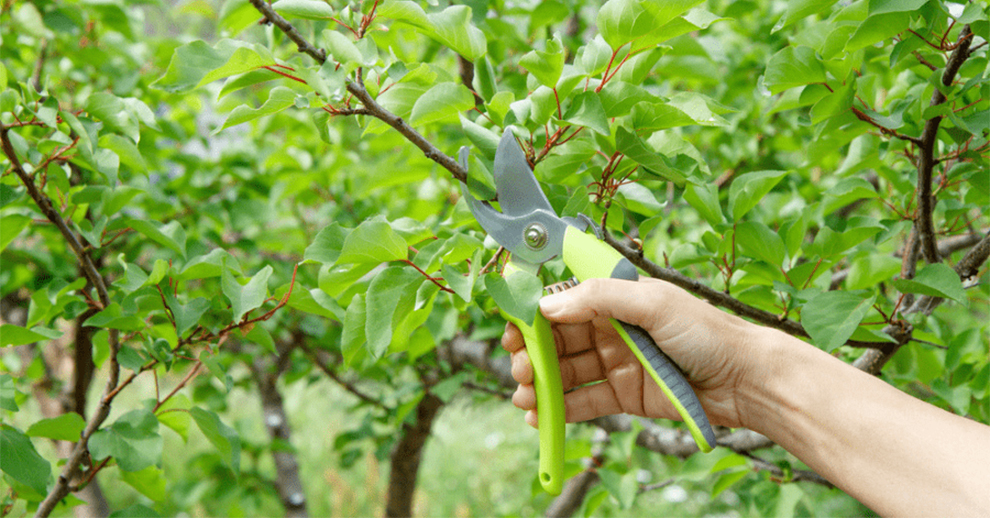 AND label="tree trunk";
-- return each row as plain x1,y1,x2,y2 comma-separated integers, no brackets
384,393,443,518
251,357,309,518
